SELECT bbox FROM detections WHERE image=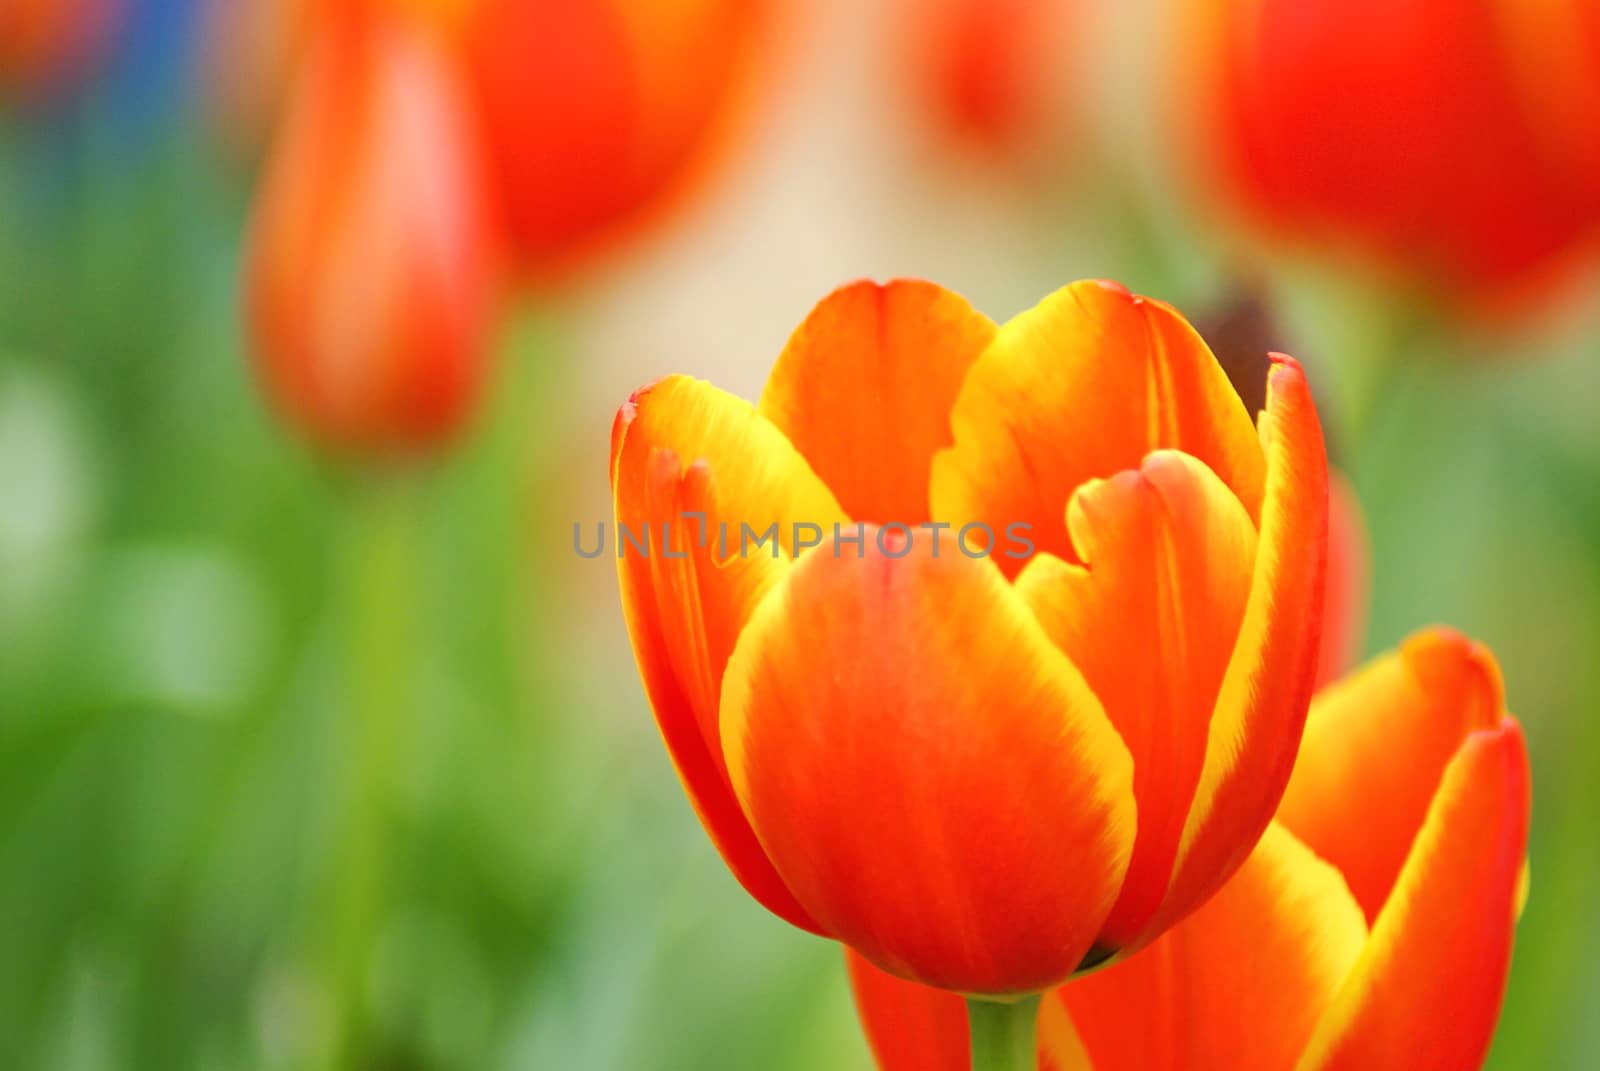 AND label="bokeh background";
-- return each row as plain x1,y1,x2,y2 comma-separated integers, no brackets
3,1,1599,1068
